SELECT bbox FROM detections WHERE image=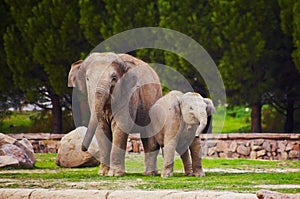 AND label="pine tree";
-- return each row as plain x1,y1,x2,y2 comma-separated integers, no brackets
4,0,89,133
